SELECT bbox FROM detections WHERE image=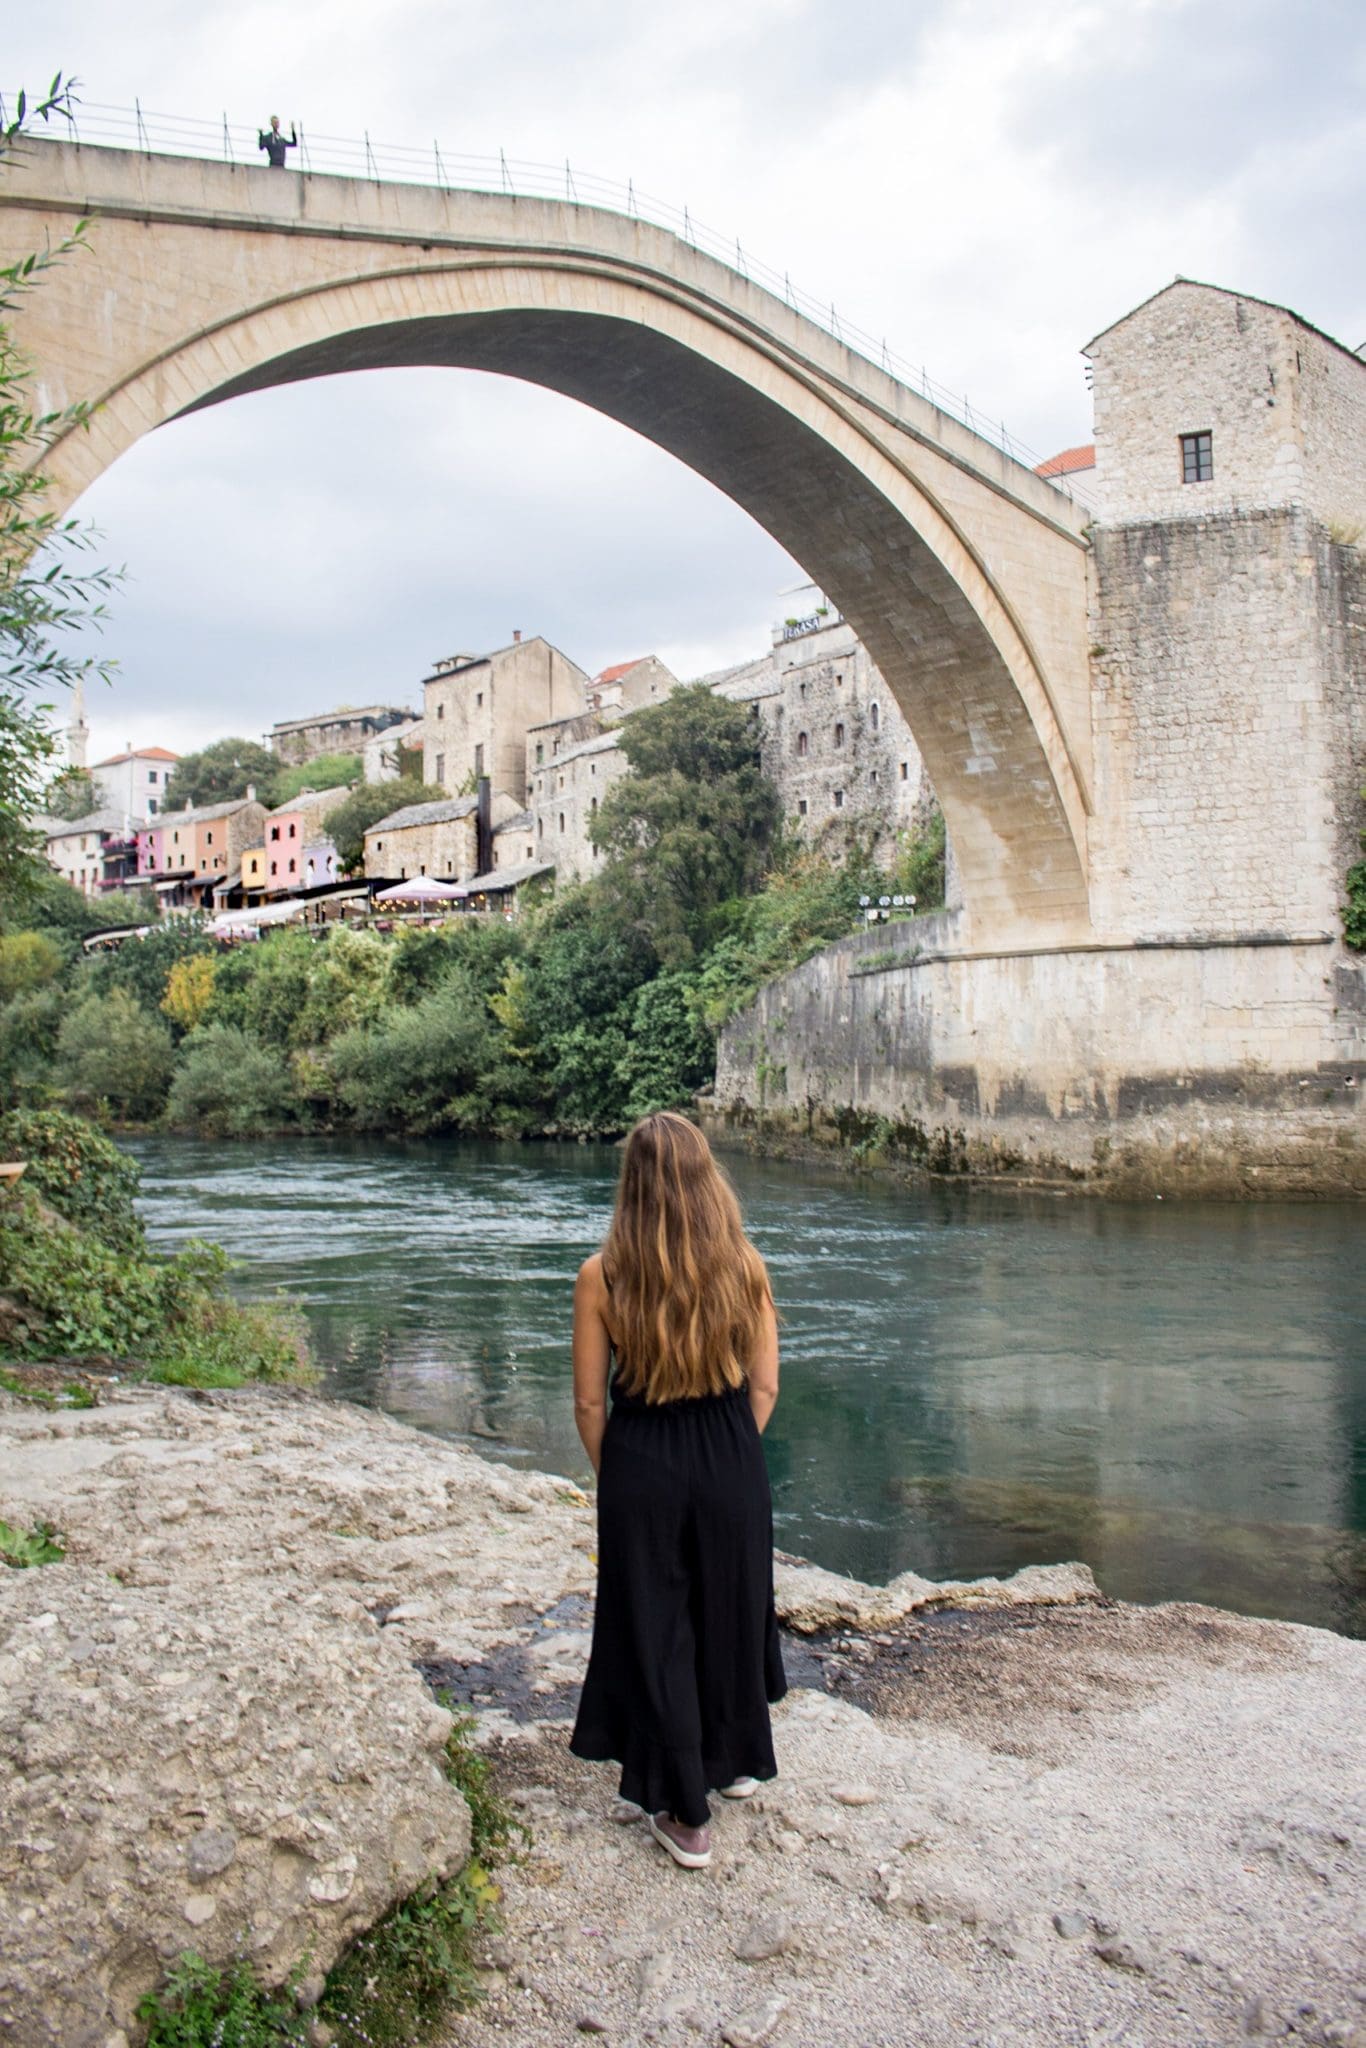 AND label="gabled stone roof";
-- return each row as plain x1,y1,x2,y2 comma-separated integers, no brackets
365,796,477,834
